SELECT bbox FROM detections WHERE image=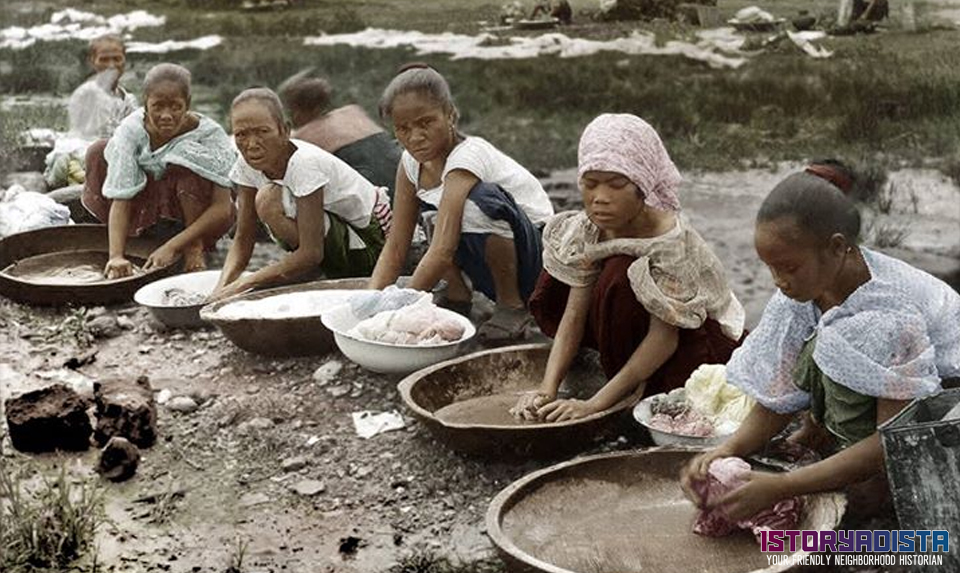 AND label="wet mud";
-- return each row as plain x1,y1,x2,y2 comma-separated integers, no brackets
1,250,141,284
500,454,783,573
434,392,538,426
